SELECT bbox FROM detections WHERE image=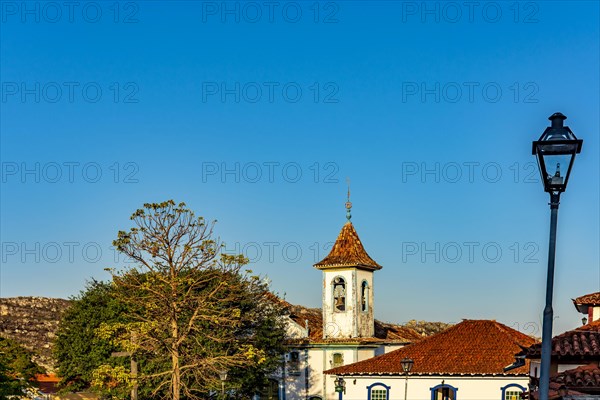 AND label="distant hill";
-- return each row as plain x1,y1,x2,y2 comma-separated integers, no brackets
401,319,454,336
0,297,72,372
0,297,454,373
